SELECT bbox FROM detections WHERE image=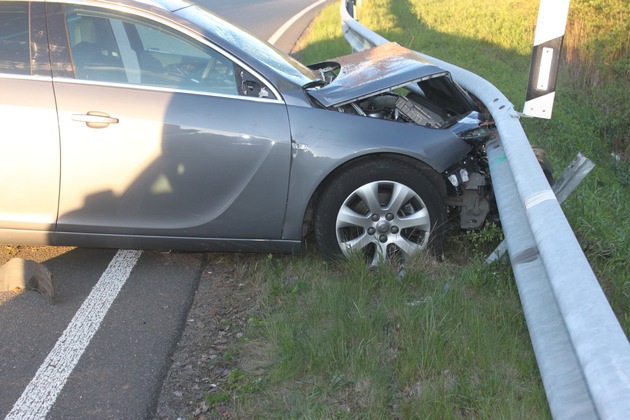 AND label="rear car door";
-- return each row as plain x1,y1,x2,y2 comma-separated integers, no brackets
0,1,60,237
46,2,292,240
